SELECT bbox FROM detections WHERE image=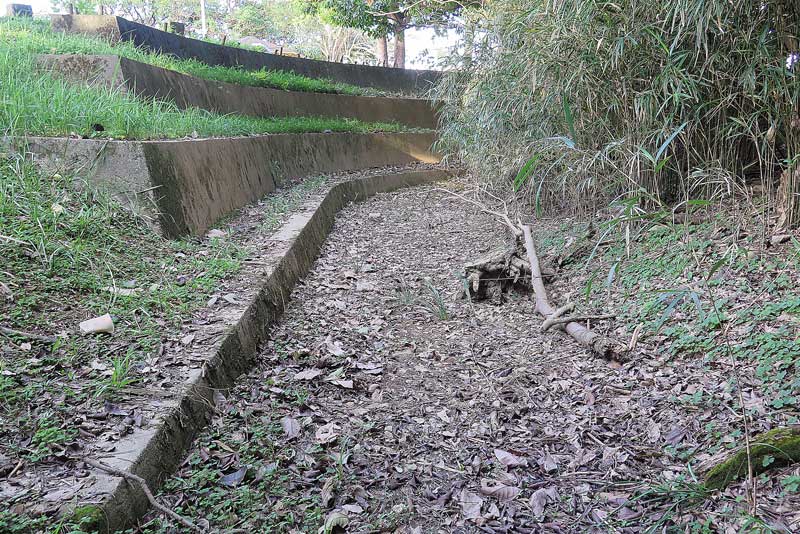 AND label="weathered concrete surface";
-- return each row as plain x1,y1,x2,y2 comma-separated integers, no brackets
16,137,159,223
68,167,451,533
50,14,122,41
38,54,128,92
50,15,442,94
6,3,33,16
22,132,439,237
39,54,439,128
